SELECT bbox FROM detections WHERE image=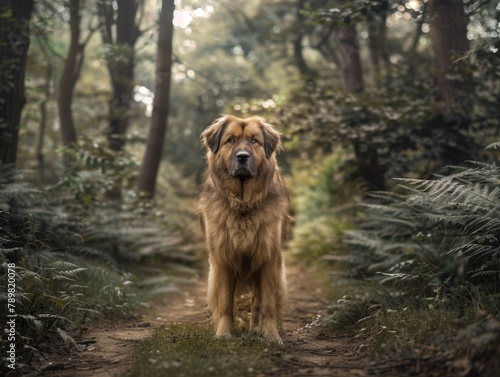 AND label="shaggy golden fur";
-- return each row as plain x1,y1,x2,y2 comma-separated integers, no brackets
198,115,291,343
